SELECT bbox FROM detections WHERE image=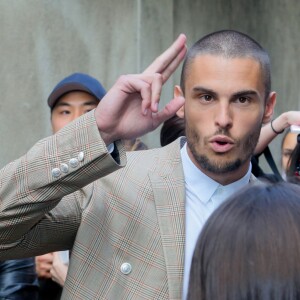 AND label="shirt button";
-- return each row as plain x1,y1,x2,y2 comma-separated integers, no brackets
60,163,69,173
78,151,84,162
120,262,132,275
52,168,61,178
69,158,79,168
